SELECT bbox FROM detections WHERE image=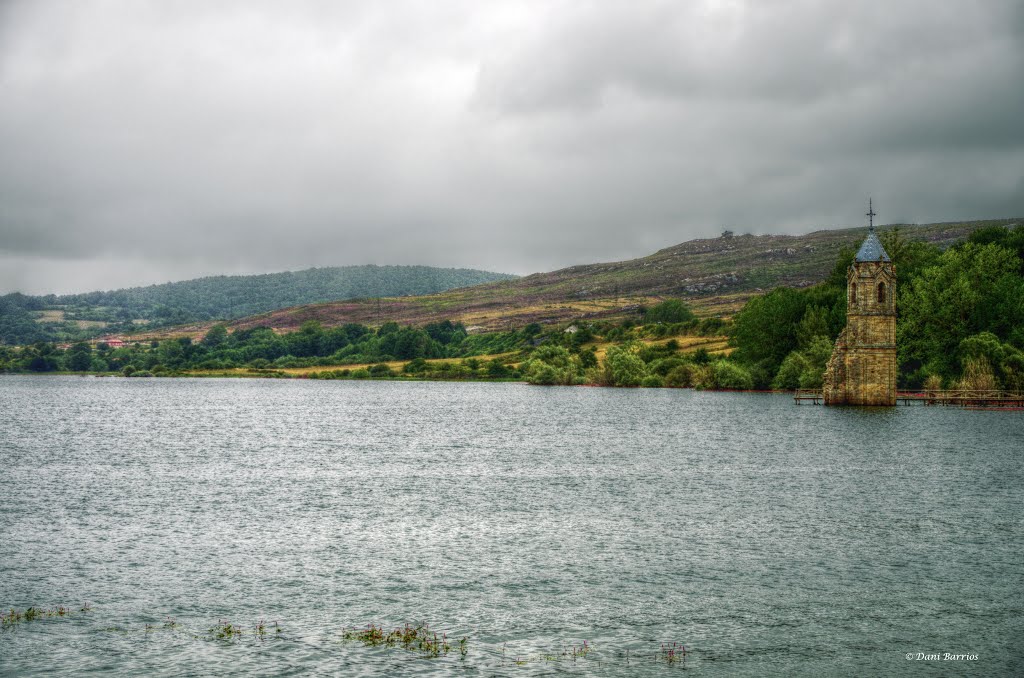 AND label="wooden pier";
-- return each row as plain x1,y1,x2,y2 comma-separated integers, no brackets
795,389,1024,409
794,389,823,404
